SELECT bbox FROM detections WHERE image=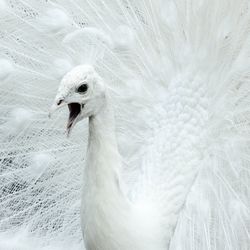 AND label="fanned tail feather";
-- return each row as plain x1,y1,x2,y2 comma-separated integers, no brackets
0,0,249,249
